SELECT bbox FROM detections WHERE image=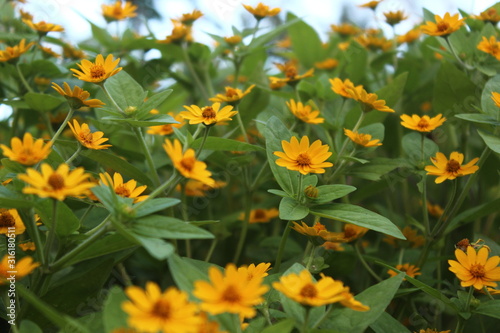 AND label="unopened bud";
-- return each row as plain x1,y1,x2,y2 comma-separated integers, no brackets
304,185,318,199
124,106,137,115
